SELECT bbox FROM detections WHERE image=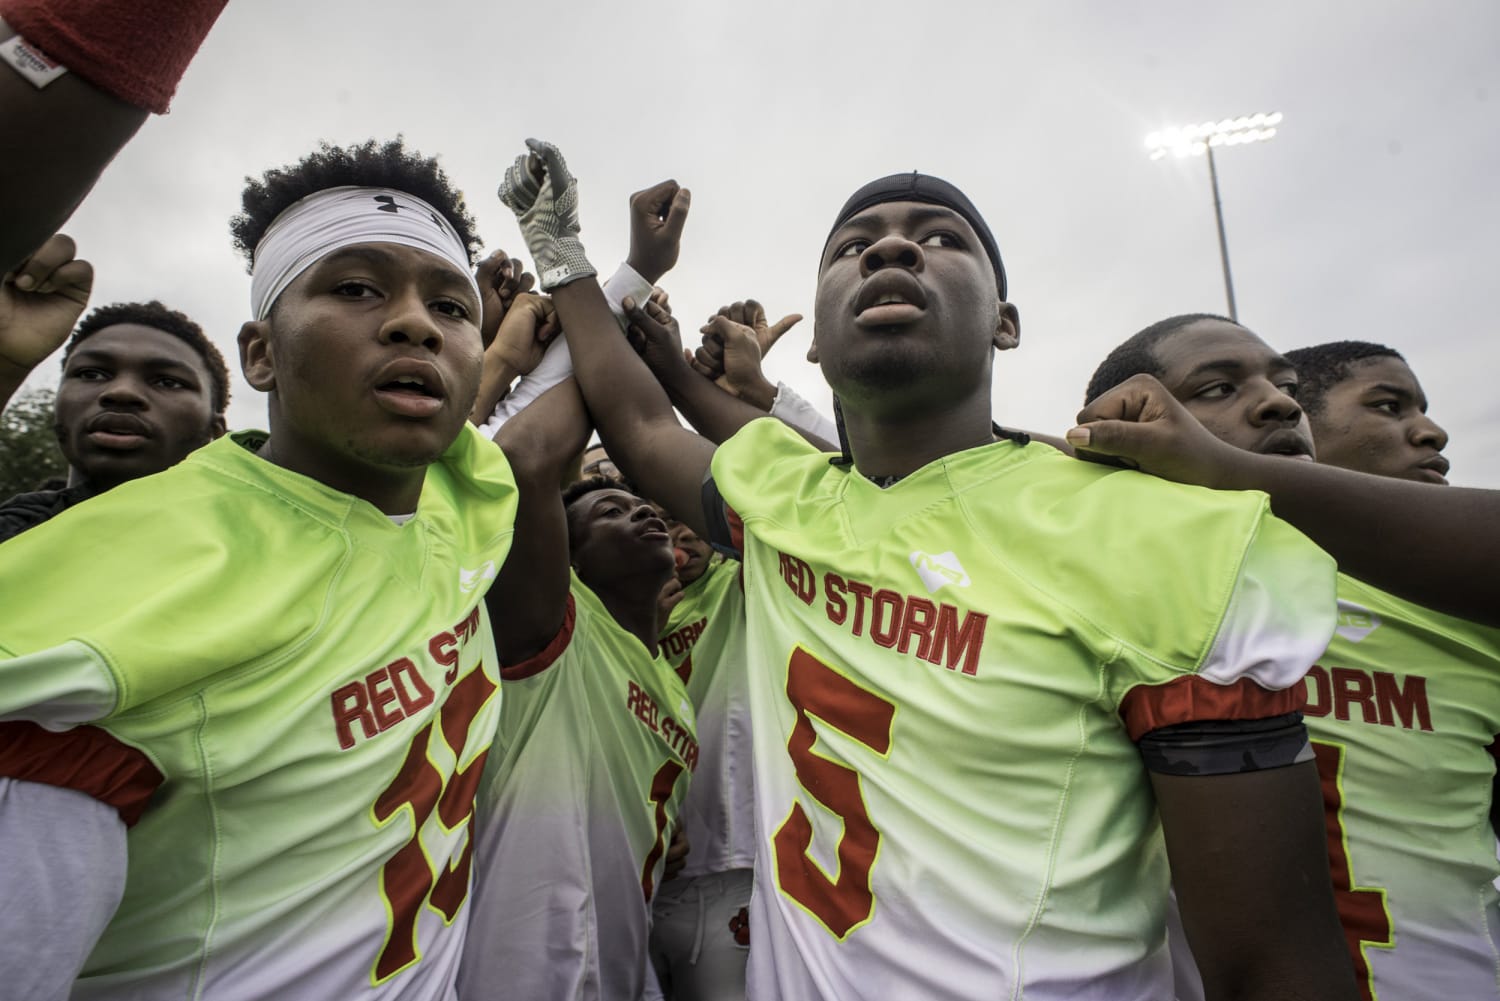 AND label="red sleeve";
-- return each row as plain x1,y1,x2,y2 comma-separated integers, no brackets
500,594,575,681
0,721,162,826
1118,674,1305,742
0,0,228,112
